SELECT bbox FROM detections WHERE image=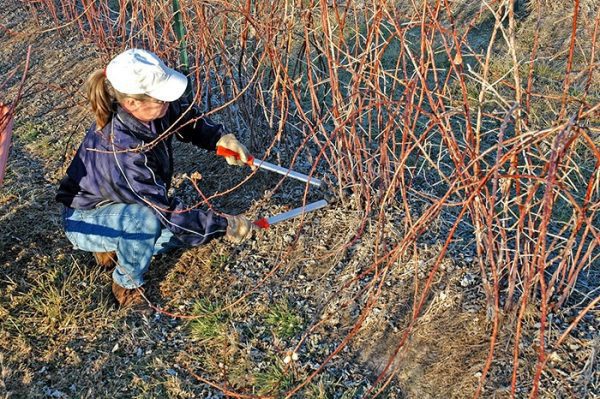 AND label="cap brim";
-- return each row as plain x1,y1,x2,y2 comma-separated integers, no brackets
146,67,188,102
